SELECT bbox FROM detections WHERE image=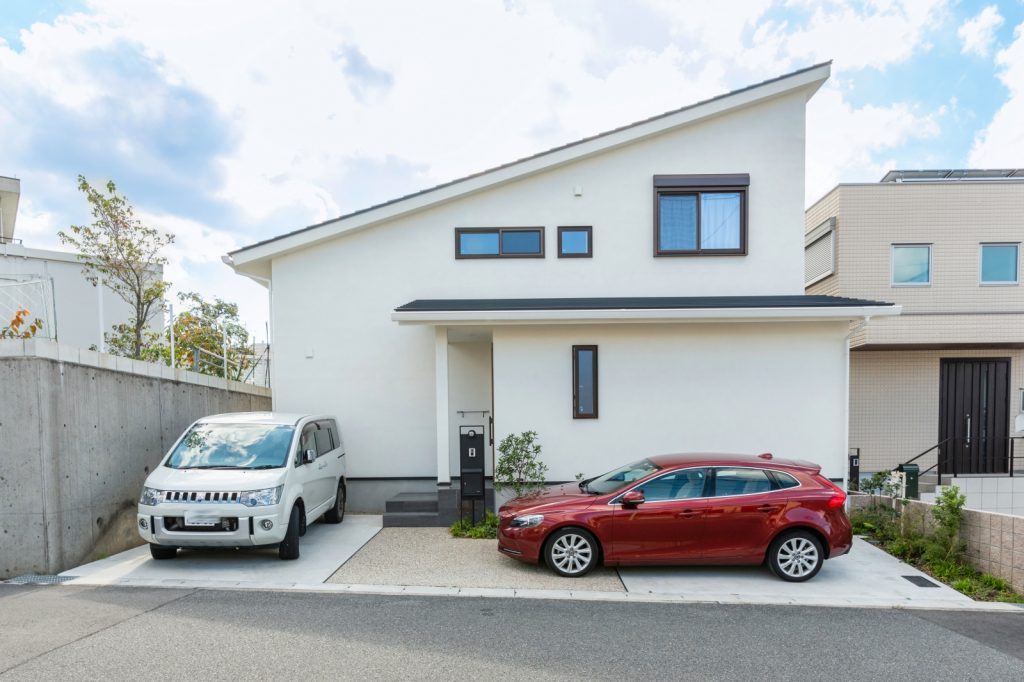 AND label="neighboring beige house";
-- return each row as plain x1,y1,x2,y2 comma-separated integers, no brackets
806,169,1024,483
